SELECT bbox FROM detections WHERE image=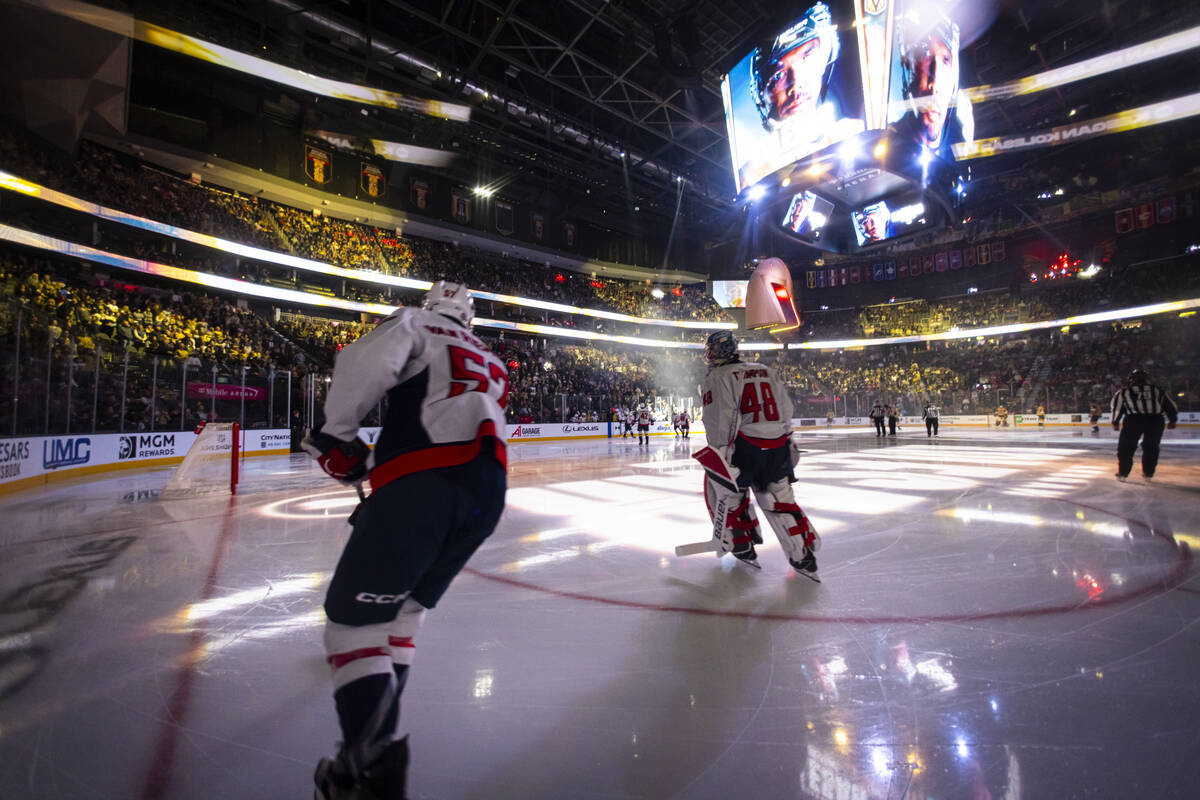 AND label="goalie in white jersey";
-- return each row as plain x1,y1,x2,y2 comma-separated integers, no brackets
693,330,820,580
303,281,508,799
